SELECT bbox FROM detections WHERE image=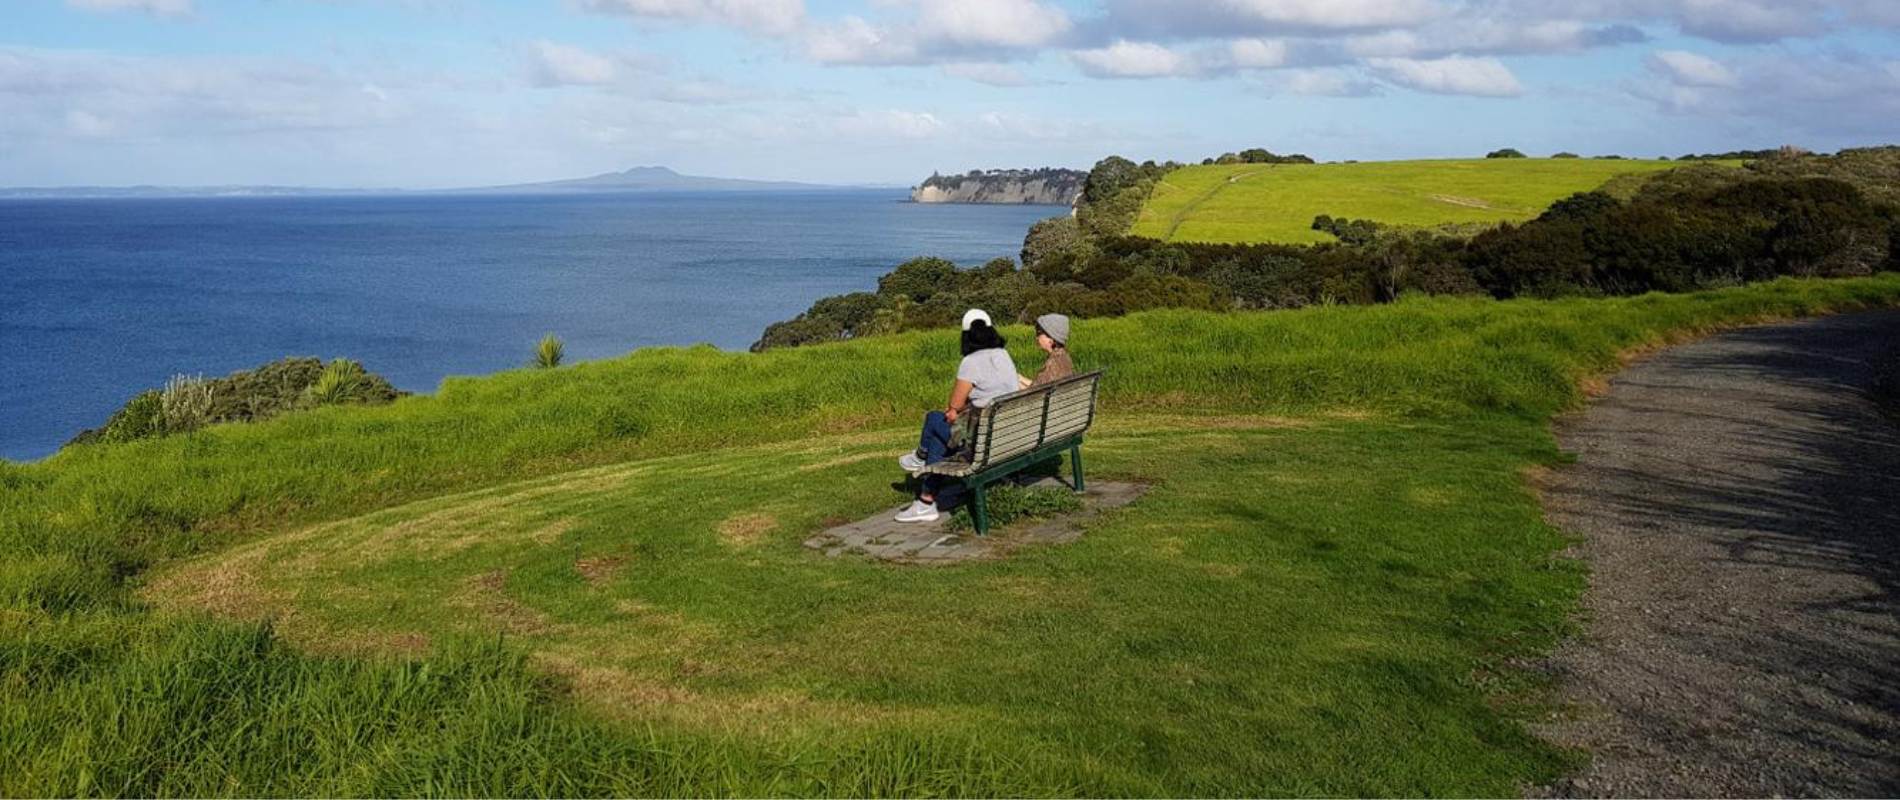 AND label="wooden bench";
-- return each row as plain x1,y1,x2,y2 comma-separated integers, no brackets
917,370,1104,535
